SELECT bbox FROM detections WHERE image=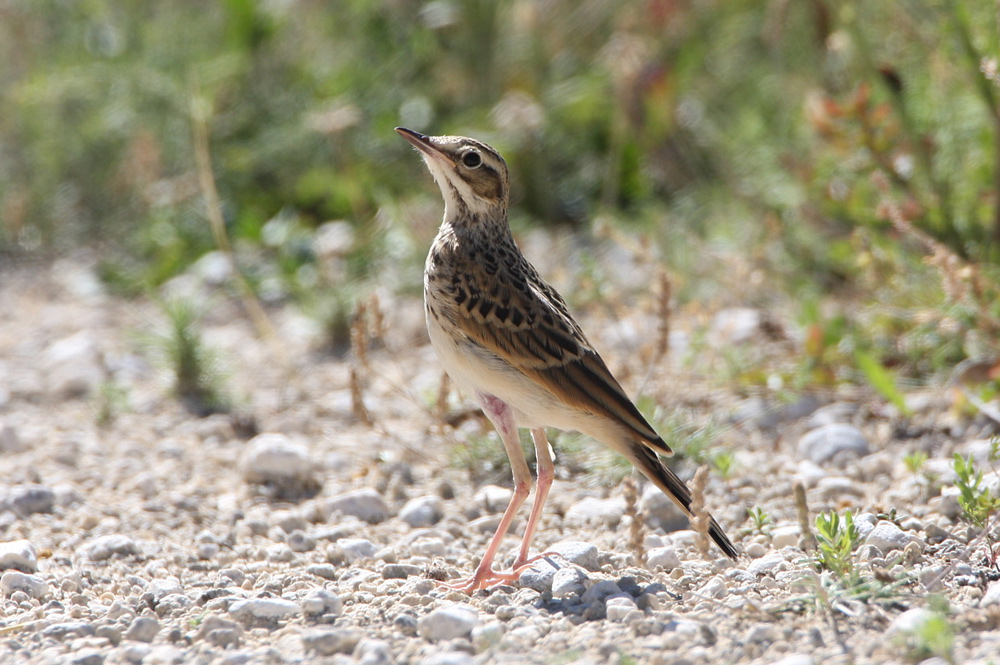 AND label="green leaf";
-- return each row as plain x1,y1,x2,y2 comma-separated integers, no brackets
855,350,911,415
